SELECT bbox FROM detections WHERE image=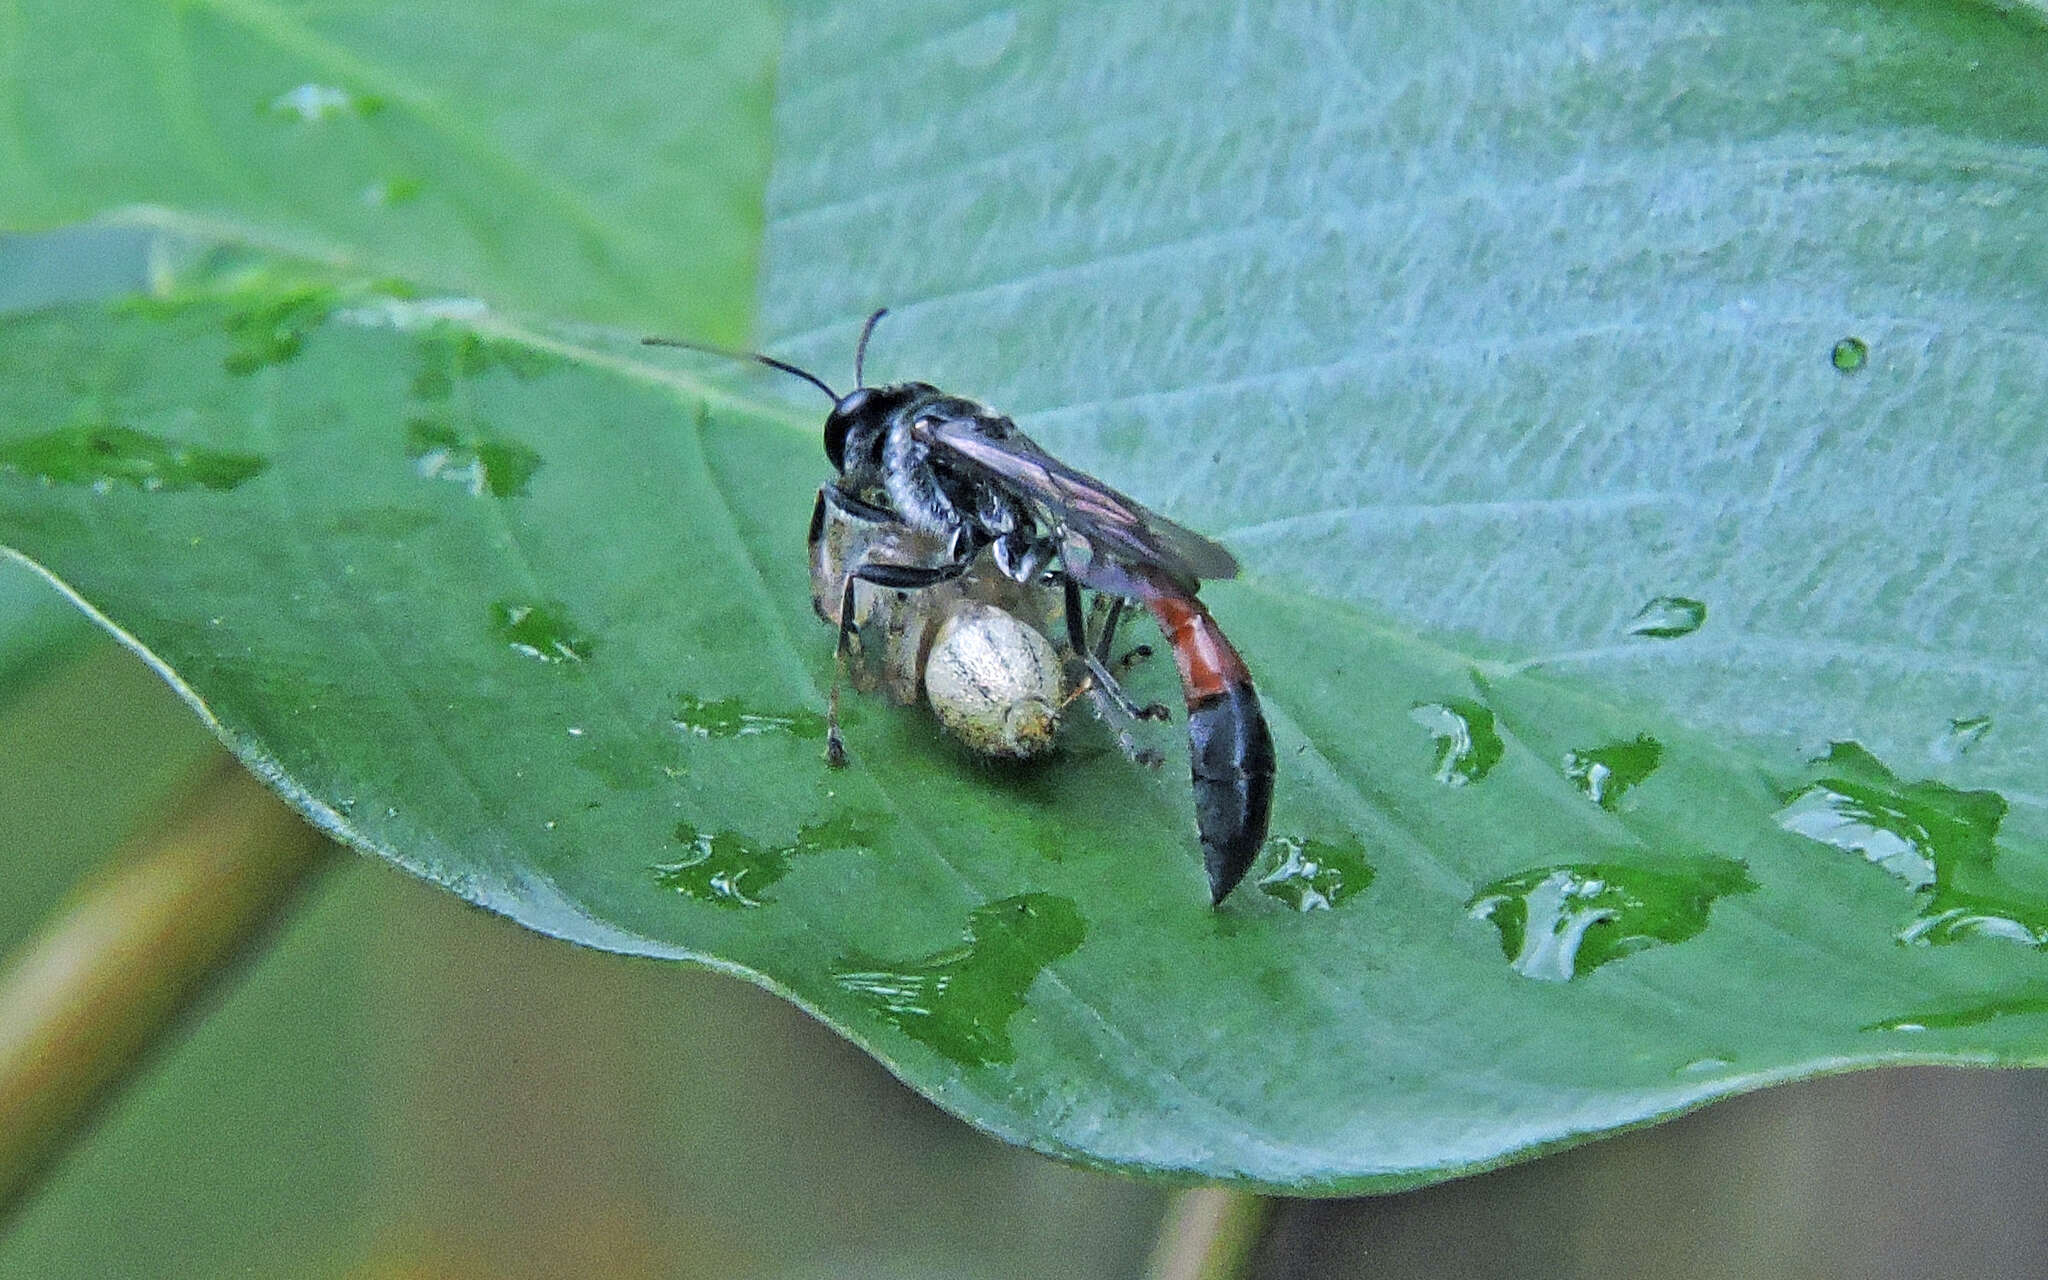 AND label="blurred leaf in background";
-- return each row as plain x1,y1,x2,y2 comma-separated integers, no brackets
0,0,777,342
0,227,146,697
